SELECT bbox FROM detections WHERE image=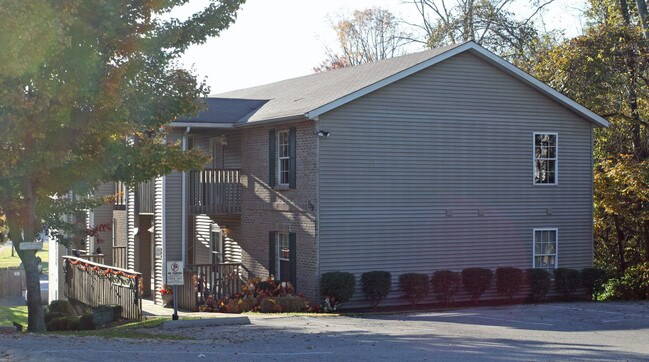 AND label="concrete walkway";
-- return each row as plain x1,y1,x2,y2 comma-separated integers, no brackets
140,298,250,327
